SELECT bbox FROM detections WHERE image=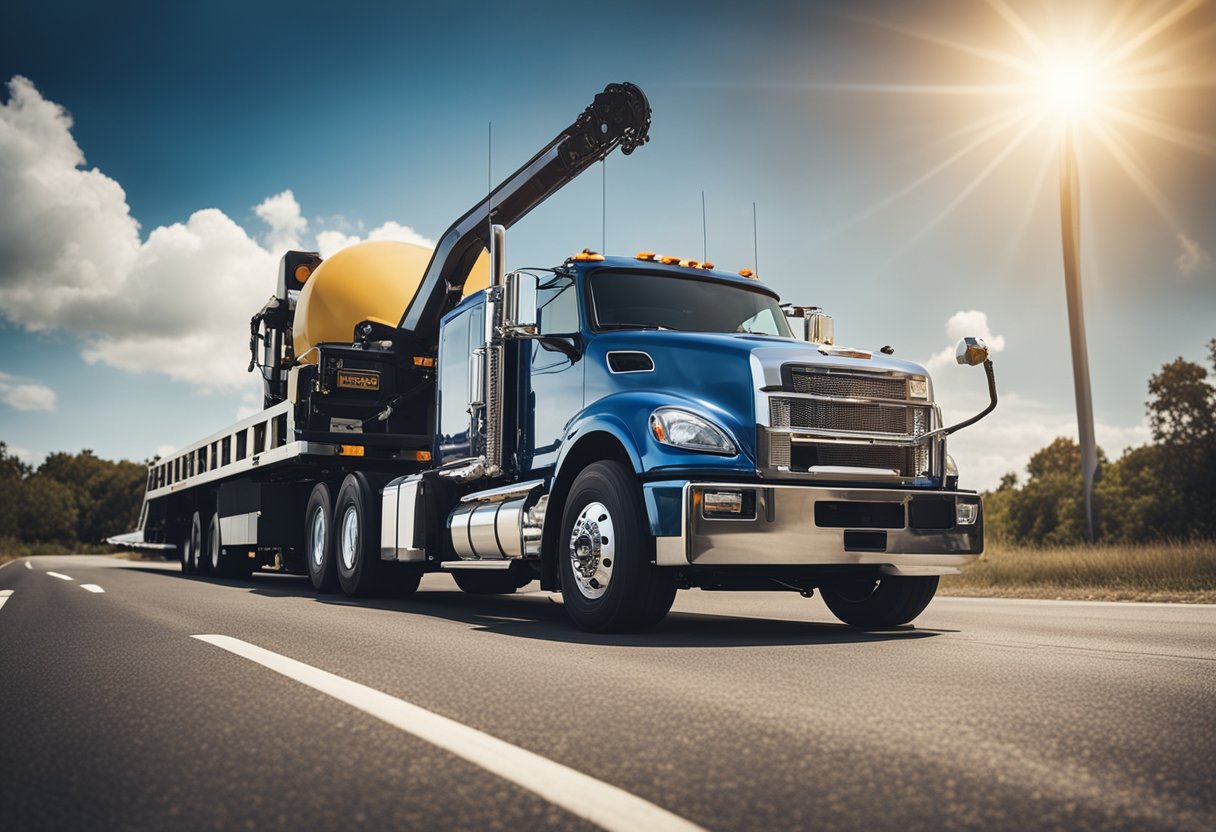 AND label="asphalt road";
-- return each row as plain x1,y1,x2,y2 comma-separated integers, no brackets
1,555,1213,832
